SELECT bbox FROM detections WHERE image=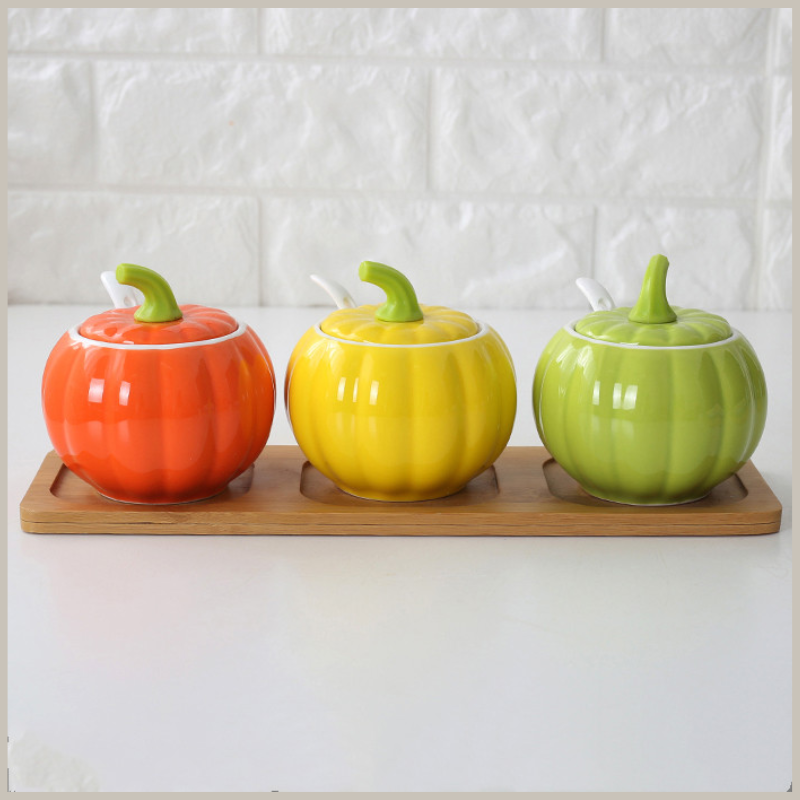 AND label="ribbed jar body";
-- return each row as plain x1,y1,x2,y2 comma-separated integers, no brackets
533,326,767,505
42,327,276,504
285,324,517,501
